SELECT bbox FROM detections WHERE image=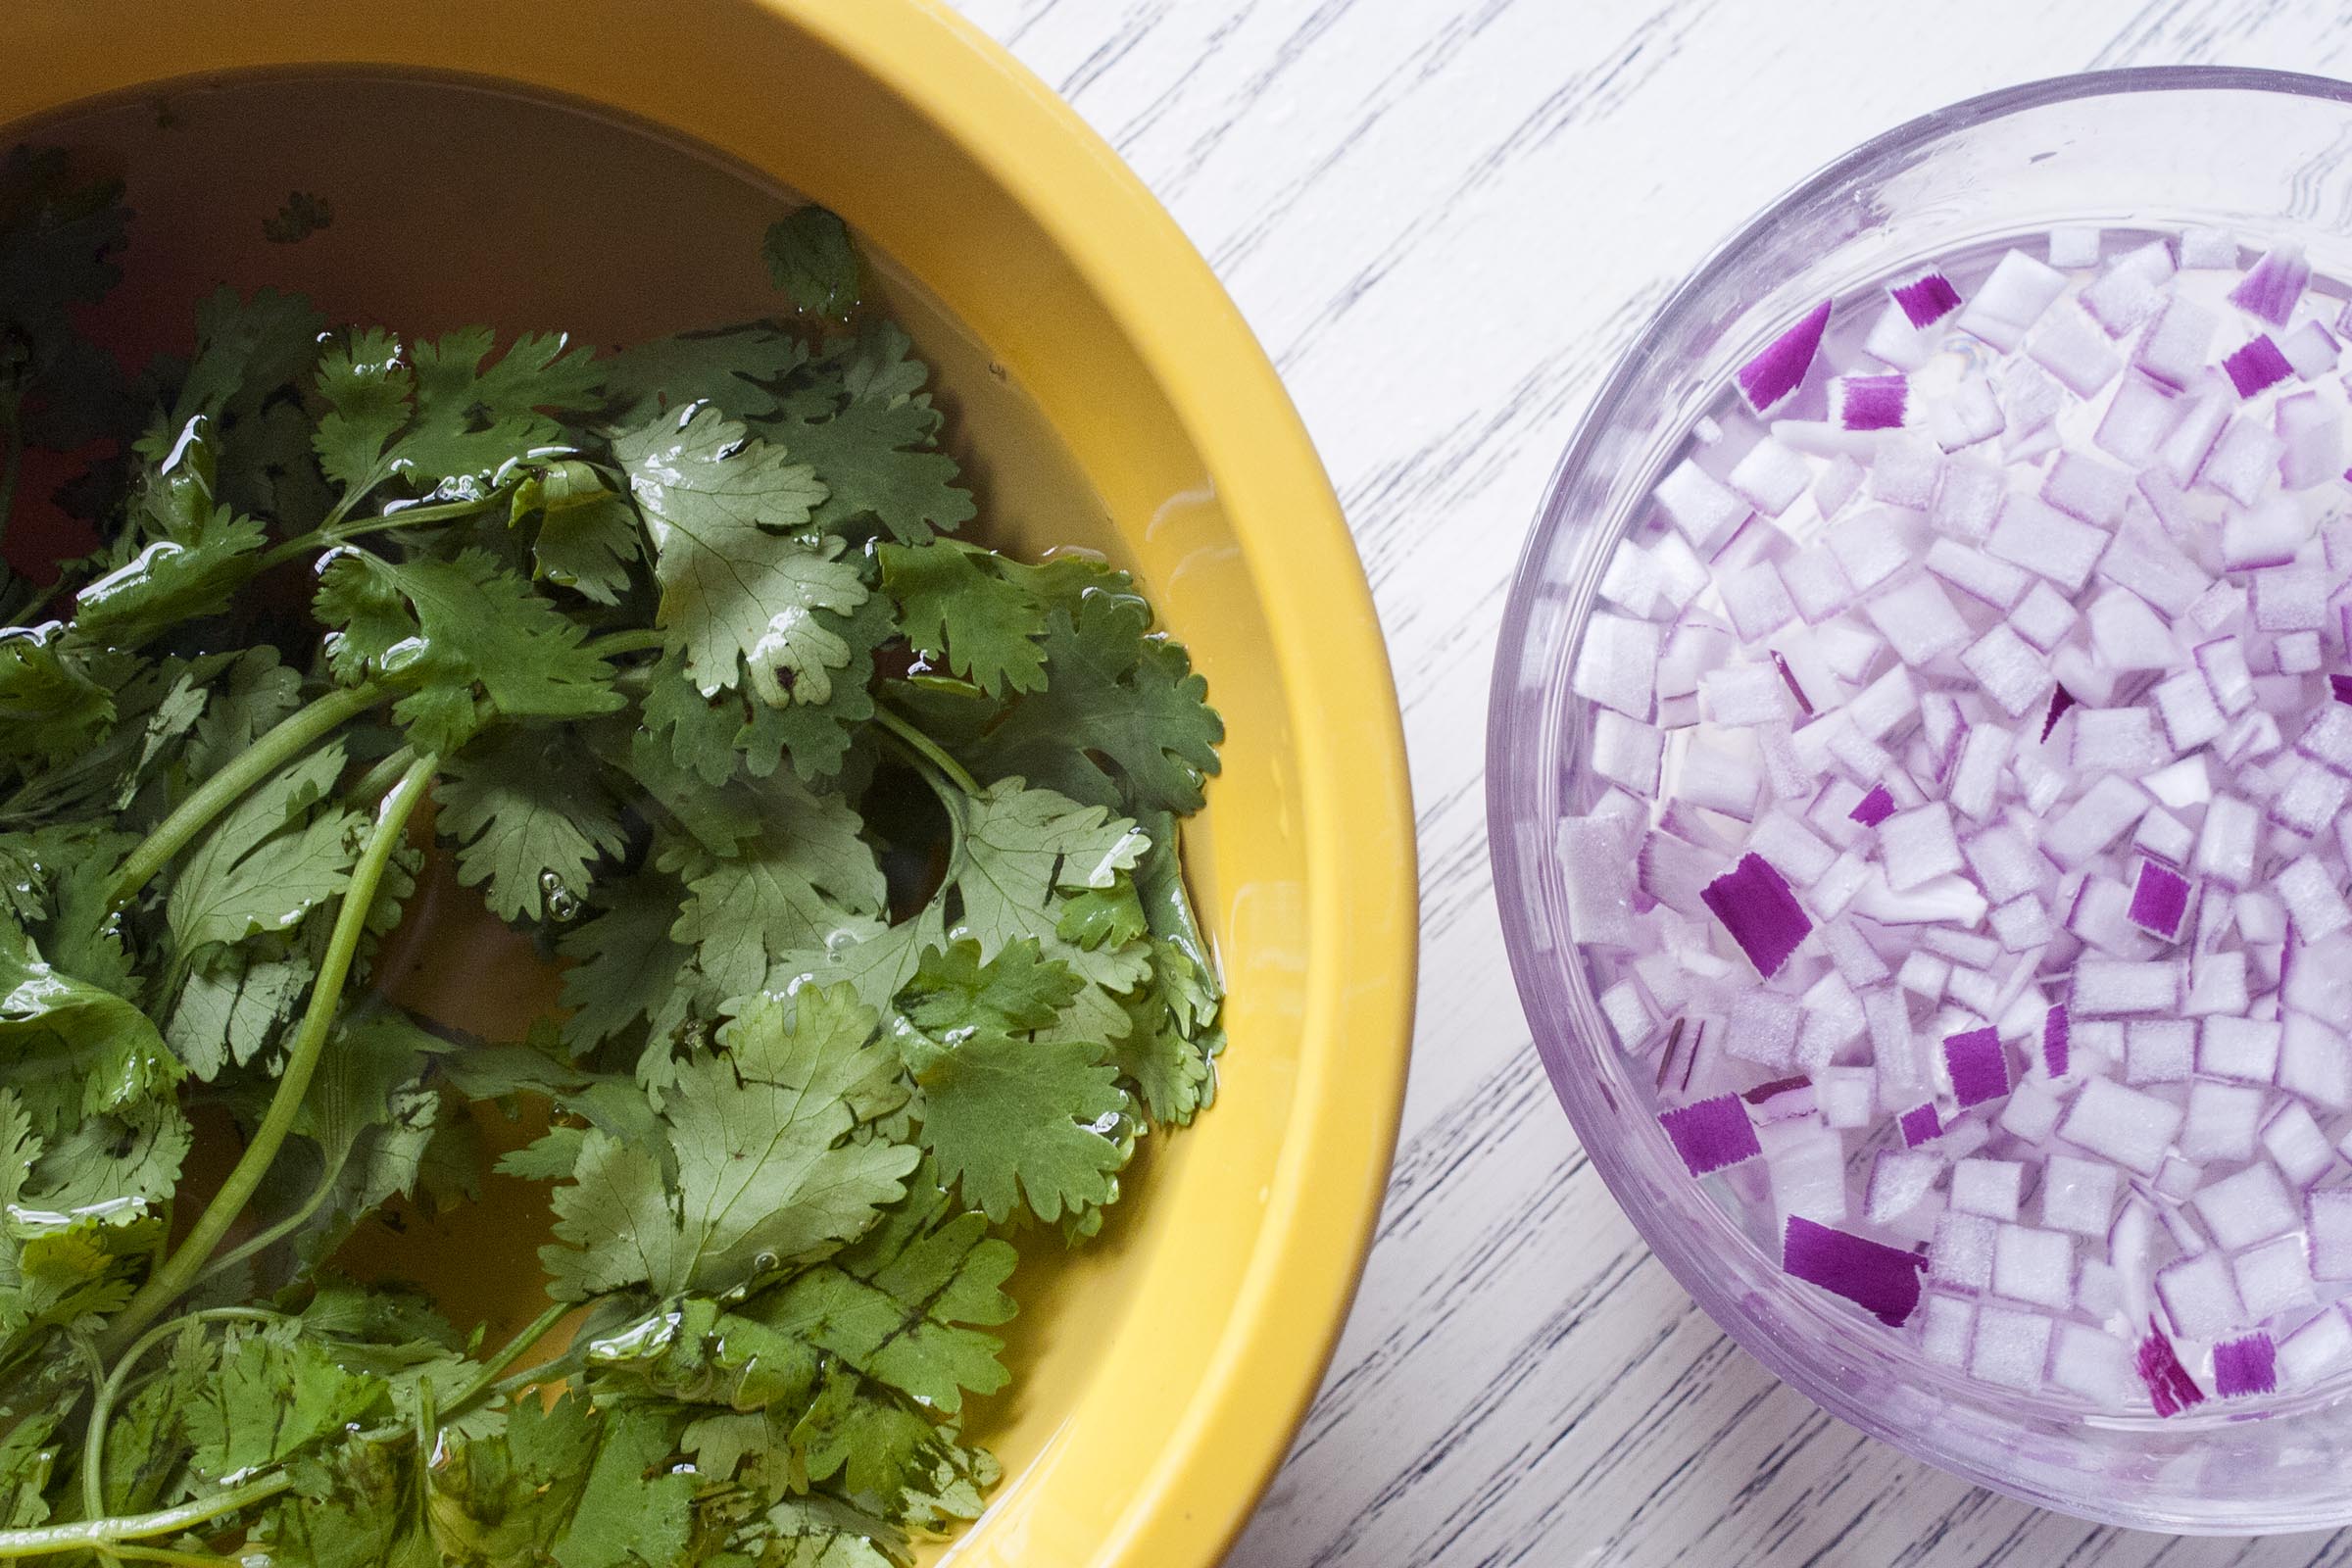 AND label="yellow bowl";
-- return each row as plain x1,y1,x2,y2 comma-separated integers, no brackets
4,2,1417,1563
